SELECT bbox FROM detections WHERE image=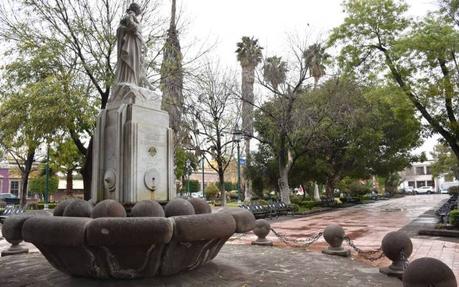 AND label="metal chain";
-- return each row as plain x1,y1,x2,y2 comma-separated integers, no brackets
270,227,323,248
344,236,385,262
